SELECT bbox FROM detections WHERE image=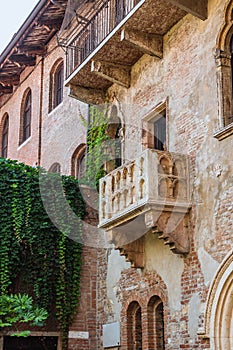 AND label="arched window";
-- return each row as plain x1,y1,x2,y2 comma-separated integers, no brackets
49,60,64,111
20,89,32,144
147,296,165,350
127,301,142,350
48,163,61,174
71,144,87,179
1,113,9,158
214,2,233,139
